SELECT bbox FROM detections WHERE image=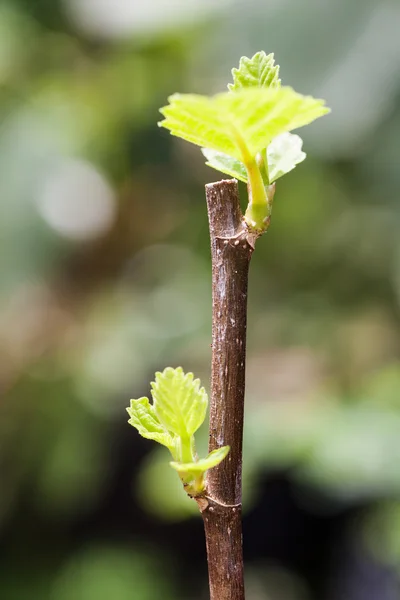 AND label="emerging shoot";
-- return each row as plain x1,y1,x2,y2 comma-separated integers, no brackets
127,367,229,497
159,51,329,234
